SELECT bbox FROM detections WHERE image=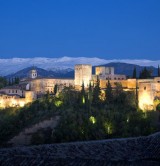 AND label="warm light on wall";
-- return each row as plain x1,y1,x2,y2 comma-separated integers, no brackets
139,91,153,111
0,98,26,108
19,101,25,107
